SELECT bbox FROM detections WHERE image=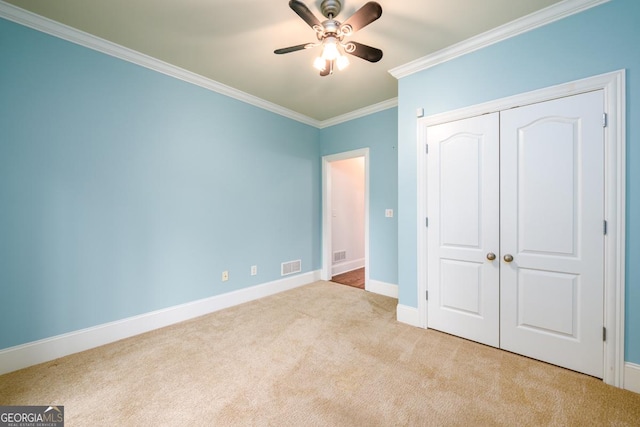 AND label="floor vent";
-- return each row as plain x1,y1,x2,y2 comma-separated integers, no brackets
281,259,302,276
333,250,347,263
